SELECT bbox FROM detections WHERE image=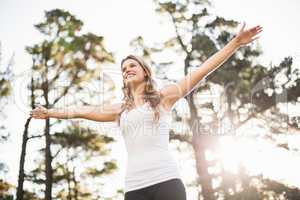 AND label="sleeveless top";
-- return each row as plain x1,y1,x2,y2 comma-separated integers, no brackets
119,102,181,193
